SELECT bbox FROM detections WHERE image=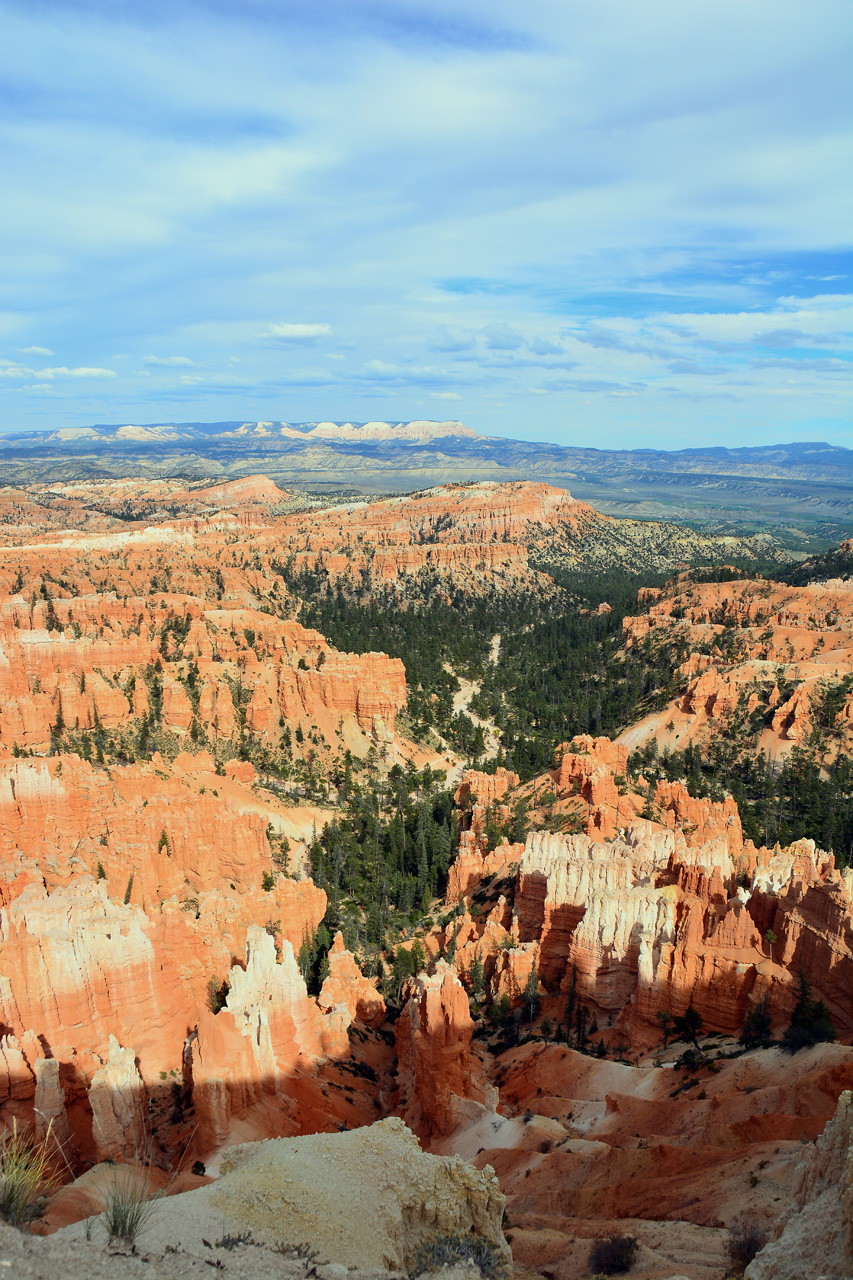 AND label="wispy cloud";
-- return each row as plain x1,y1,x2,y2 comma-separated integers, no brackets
482,323,524,351
0,0,849,446
269,323,333,340
0,363,116,379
